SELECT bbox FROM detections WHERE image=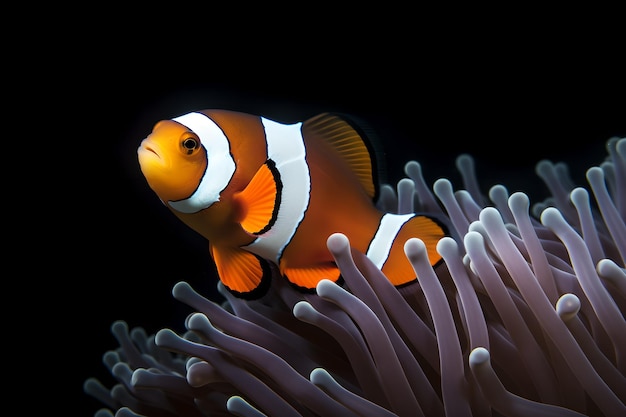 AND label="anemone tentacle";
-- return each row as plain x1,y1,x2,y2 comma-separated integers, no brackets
85,137,626,417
